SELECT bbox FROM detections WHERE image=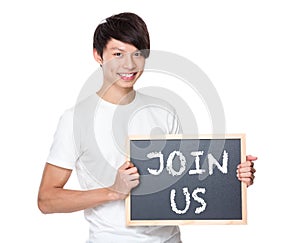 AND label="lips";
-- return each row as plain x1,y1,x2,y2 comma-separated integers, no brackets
118,72,137,81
